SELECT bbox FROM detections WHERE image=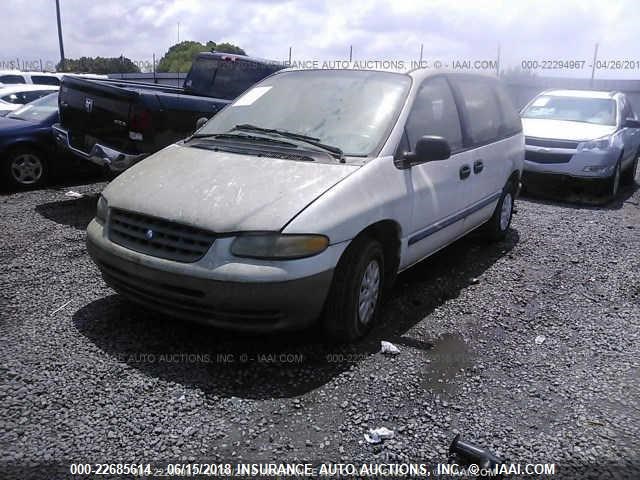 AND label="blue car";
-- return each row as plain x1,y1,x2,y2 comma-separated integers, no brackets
0,93,61,189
